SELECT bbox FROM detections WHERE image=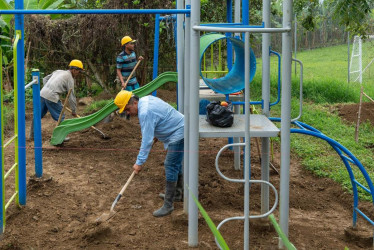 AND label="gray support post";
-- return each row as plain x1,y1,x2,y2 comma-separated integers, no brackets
233,105,241,170
188,0,200,247
347,32,350,83
294,14,297,76
183,0,191,213
235,0,241,38
243,31,251,250
233,0,241,170
279,0,293,248
177,0,184,114
261,0,271,214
